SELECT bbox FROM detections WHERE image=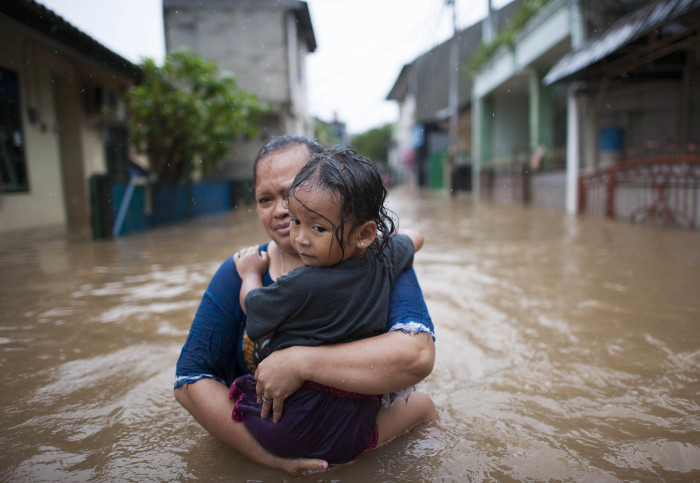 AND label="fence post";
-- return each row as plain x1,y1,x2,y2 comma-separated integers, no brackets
606,167,616,218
